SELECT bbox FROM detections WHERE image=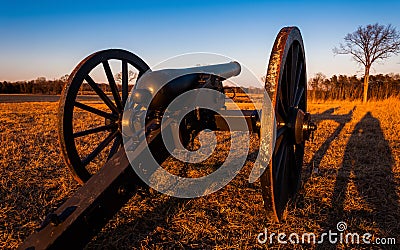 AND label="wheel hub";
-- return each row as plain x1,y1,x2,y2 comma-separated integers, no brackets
105,115,122,132
290,107,317,144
